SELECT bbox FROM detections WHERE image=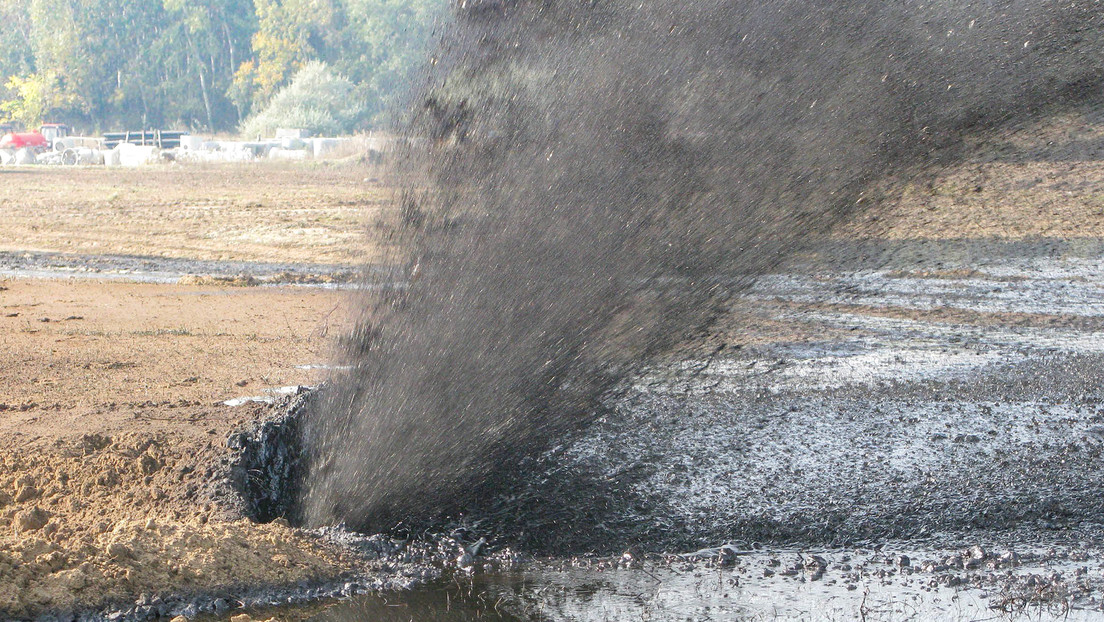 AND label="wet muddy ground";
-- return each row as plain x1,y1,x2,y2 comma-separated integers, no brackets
242,235,1104,621
0,250,361,285
604,240,1104,549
